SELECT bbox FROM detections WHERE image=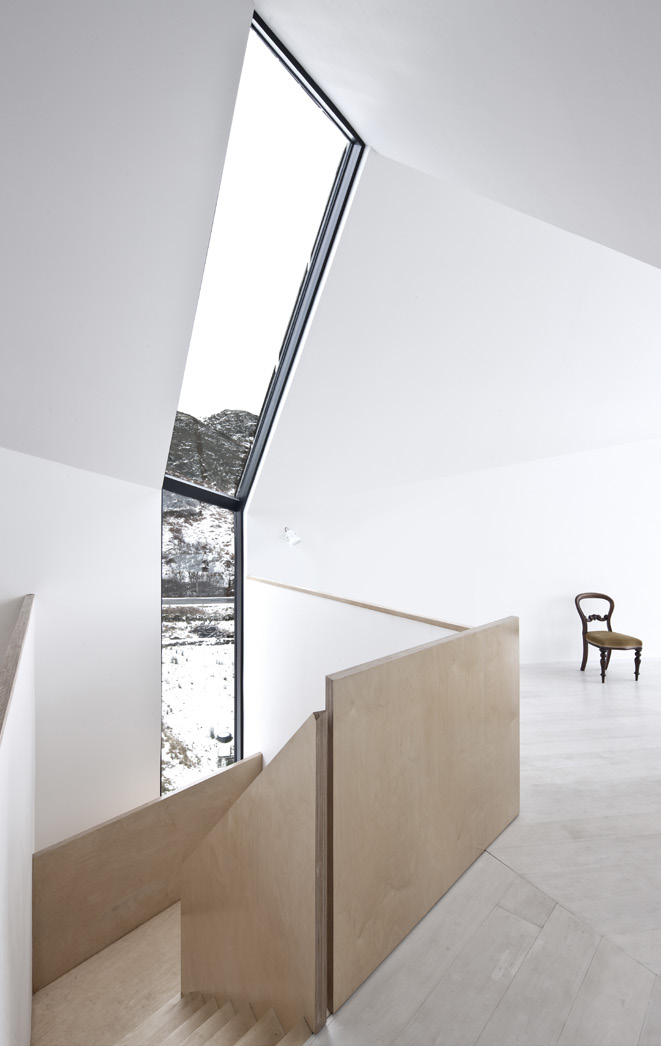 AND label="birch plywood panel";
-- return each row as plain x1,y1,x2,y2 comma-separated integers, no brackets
329,616,519,1010
0,593,33,742
33,753,262,990
181,712,327,1034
